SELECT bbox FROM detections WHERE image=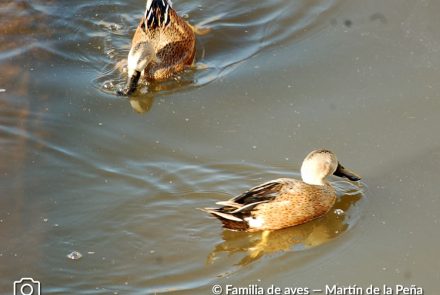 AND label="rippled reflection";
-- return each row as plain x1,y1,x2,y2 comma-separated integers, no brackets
207,184,364,266
96,0,341,110
129,95,155,113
